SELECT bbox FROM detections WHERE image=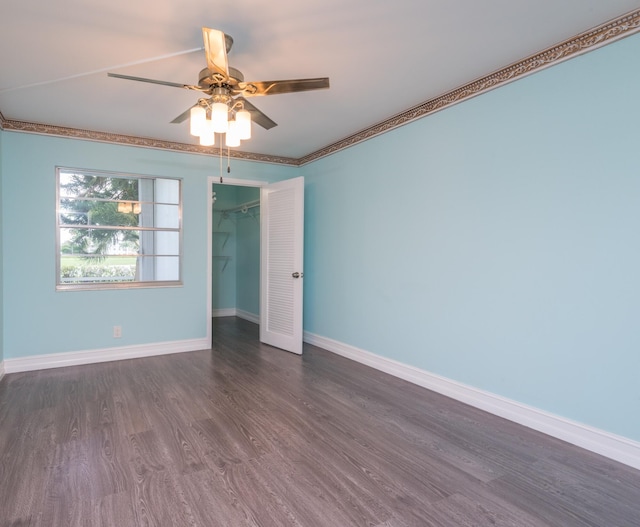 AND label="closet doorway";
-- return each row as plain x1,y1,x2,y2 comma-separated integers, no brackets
207,175,305,355
212,182,261,325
